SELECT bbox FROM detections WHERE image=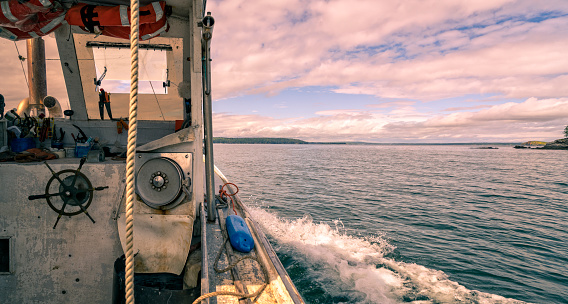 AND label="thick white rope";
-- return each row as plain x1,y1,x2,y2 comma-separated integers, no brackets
125,0,140,303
